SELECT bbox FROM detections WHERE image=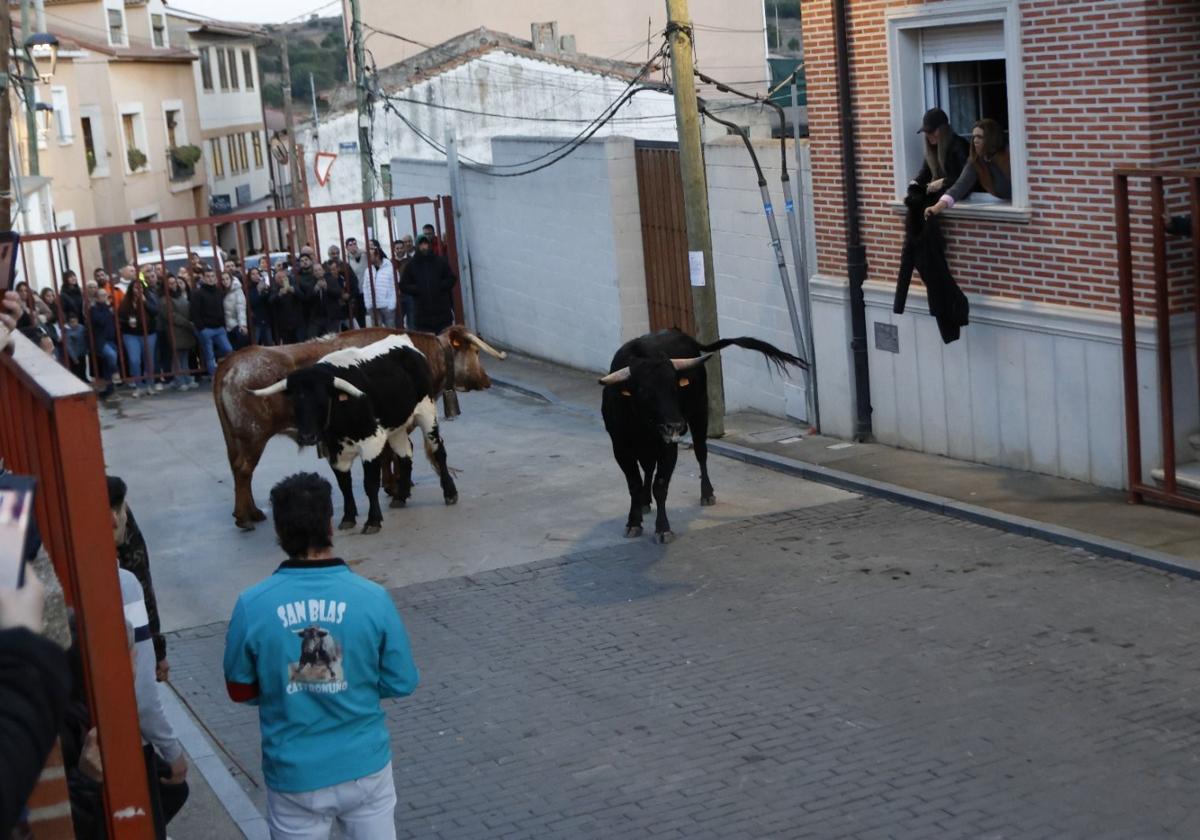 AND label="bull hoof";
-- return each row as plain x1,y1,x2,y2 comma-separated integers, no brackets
235,520,256,532
655,531,676,544
362,523,382,535
251,509,267,522
389,498,407,509
338,519,356,531
701,495,716,507
642,504,652,514
444,495,458,506
624,526,643,538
